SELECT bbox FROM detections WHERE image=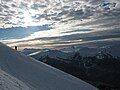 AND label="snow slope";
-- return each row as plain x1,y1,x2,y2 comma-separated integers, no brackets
0,69,31,90
0,43,98,90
